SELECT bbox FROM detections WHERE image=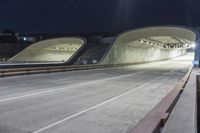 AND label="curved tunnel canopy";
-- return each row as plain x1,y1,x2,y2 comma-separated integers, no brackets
9,37,85,63
100,26,197,64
